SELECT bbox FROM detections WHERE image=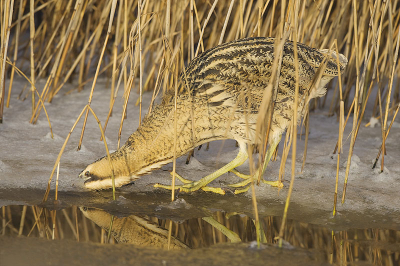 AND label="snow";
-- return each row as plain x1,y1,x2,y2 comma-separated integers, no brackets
368,116,380,128
1,78,400,229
